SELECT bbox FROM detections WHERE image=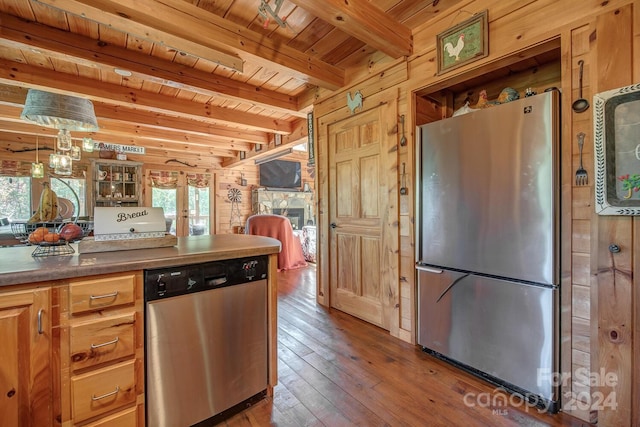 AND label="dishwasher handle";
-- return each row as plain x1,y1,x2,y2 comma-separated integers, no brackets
205,274,228,287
